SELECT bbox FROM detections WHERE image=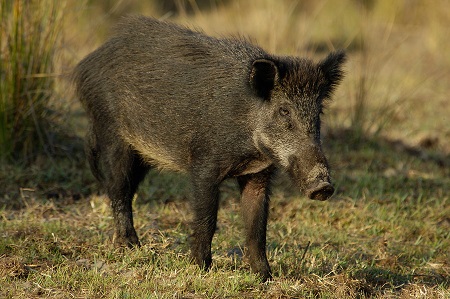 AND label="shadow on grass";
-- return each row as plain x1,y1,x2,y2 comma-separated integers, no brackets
324,127,449,169
352,266,449,292
0,133,89,210
2,126,449,208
